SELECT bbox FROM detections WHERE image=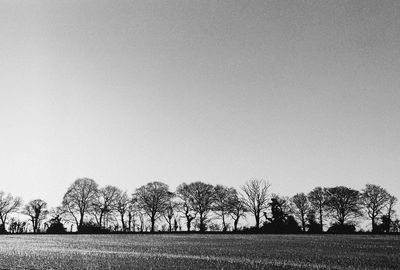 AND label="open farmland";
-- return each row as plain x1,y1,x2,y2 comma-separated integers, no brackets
0,234,399,269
